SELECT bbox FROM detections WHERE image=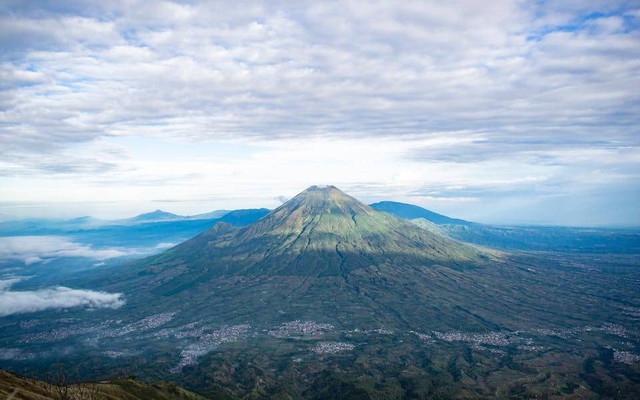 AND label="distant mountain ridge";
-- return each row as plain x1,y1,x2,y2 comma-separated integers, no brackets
130,209,183,222
124,208,268,225
189,209,230,220
372,201,640,253
370,201,471,225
